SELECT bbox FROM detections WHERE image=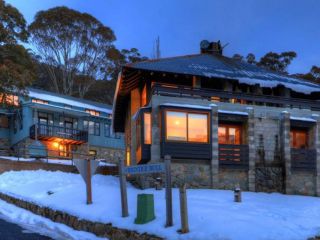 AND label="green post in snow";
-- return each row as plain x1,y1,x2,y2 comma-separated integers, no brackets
134,194,155,224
